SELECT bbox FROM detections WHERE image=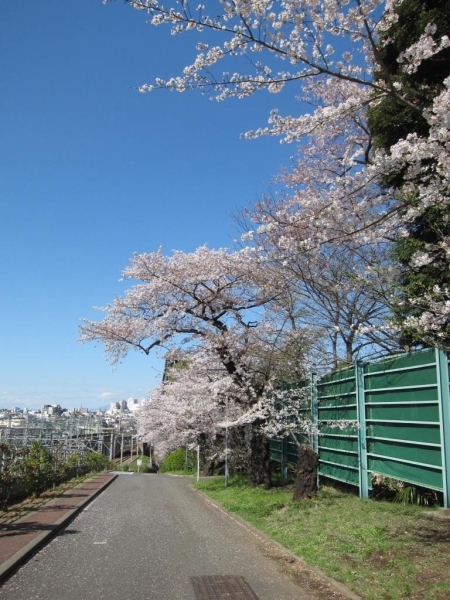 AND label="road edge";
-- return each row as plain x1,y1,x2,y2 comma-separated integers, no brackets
192,486,363,600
